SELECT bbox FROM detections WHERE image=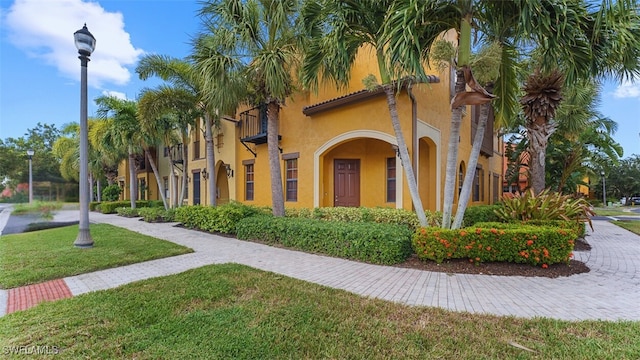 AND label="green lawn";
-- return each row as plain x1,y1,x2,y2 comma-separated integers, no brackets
592,208,632,216
0,264,637,359
614,220,640,236
0,224,193,289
